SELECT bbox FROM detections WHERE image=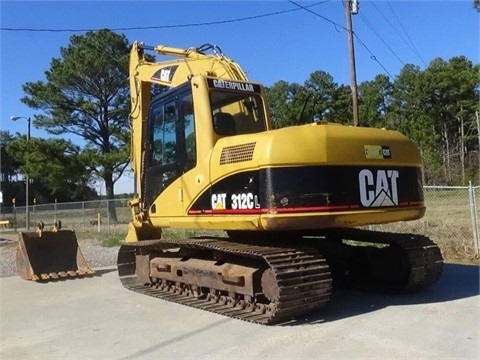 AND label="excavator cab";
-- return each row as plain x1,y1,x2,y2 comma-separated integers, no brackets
16,221,94,281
